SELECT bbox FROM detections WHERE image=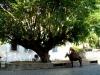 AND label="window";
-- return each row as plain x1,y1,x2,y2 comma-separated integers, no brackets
11,44,17,51
52,46,57,52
